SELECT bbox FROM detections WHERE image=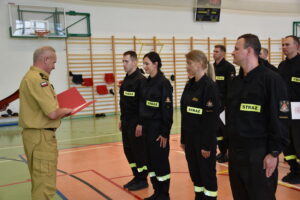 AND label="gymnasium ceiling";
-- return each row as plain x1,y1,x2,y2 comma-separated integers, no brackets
53,0,300,14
